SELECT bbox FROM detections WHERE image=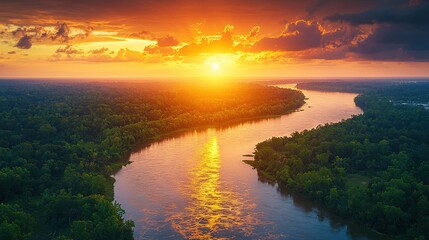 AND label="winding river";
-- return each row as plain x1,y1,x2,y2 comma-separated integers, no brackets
114,84,386,240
